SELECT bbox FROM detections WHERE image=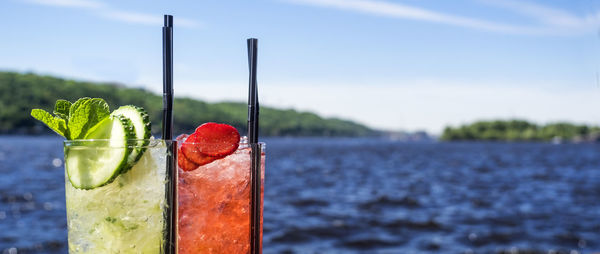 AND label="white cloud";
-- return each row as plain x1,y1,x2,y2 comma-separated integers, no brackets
287,0,528,33
22,0,105,9
100,10,164,26
479,0,600,30
285,0,600,36
100,10,201,28
20,0,201,28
